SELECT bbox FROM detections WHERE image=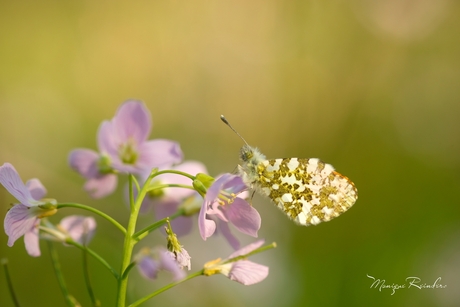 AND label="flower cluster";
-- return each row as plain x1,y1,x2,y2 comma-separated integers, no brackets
1,100,275,306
